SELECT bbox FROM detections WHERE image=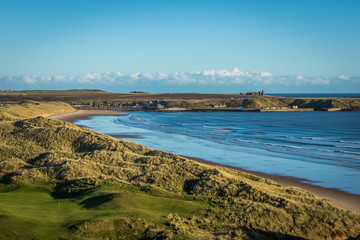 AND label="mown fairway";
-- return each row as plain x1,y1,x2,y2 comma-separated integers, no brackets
0,185,208,239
